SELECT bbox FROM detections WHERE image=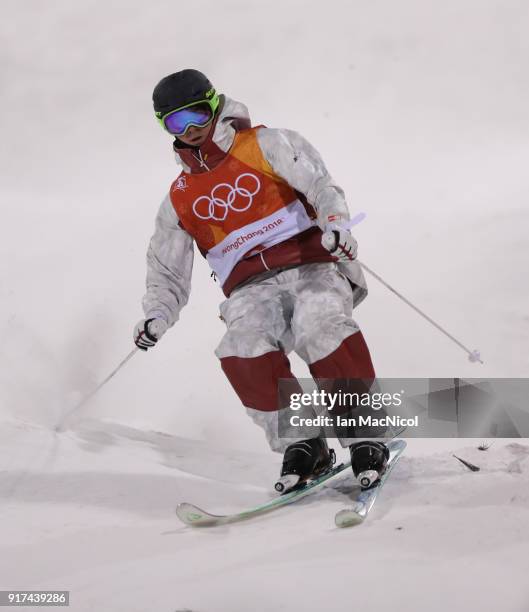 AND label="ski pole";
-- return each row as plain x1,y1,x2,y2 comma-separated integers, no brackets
326,216,482,364
55,347,139,432
358,260,483,364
